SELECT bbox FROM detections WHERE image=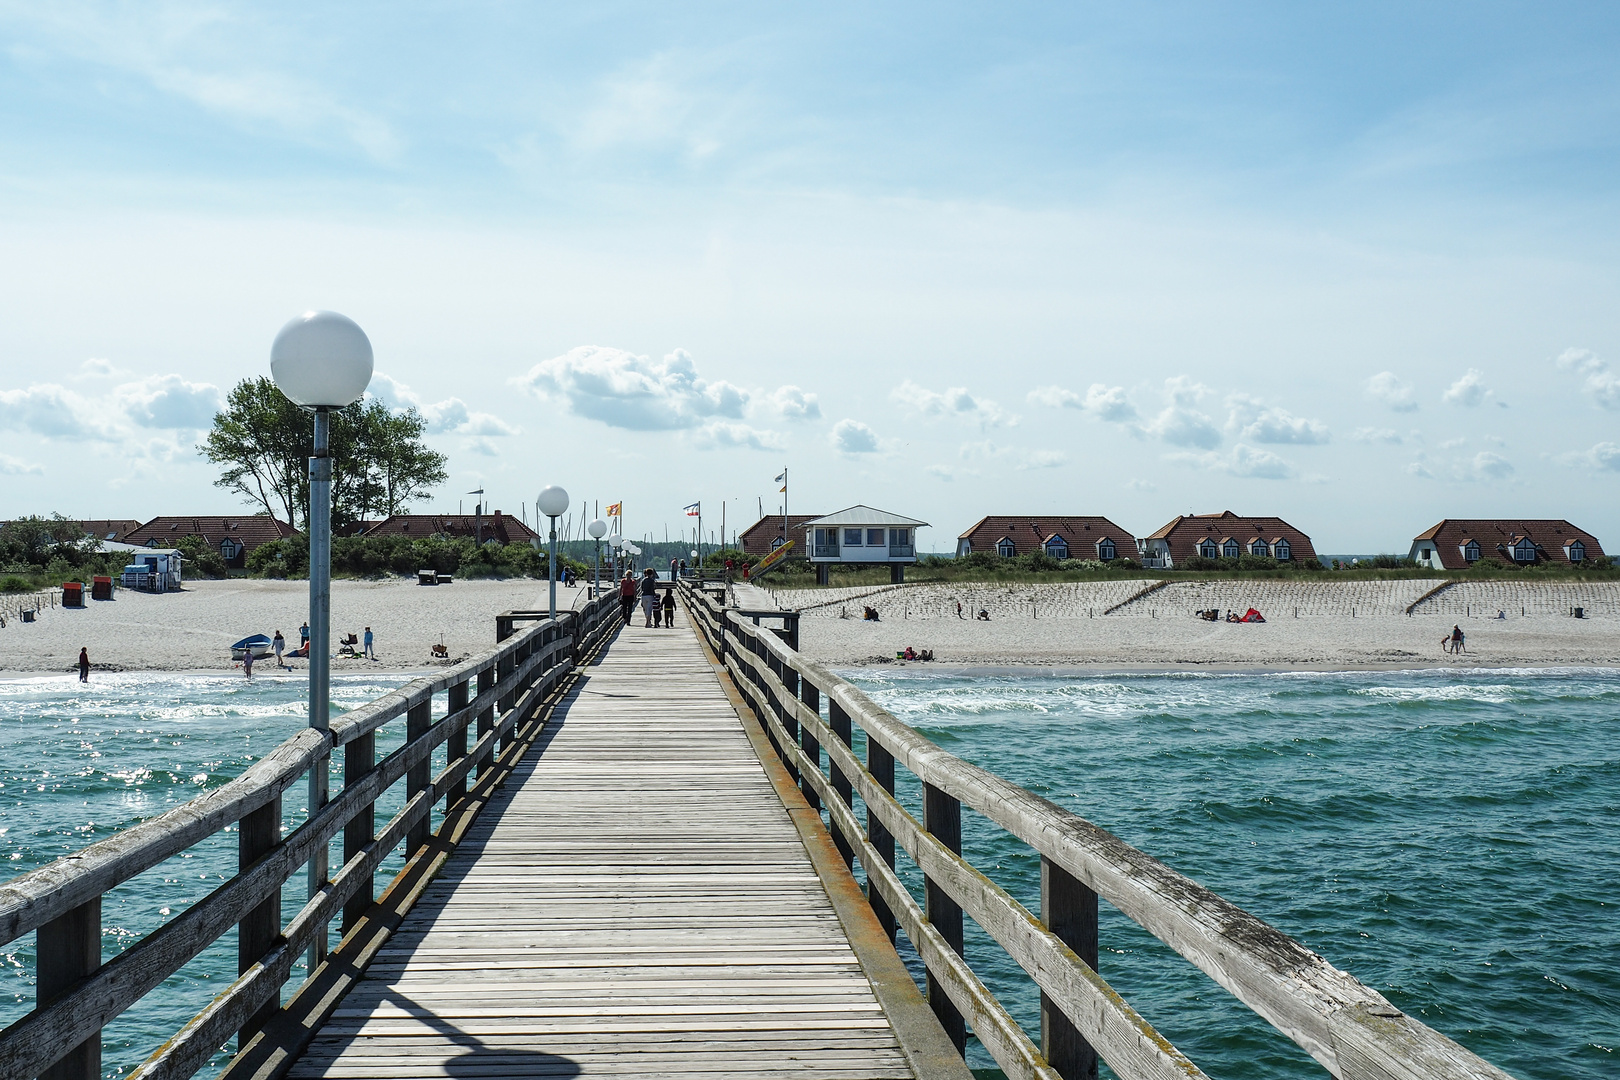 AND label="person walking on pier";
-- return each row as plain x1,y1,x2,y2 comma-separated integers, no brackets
640,568,658,627
661,587,676,627
618,571,637,623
